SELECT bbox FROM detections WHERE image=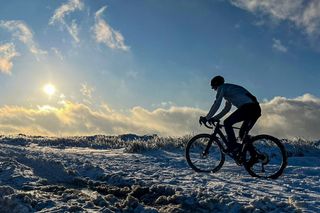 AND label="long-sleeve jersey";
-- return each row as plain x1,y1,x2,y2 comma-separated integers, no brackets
206,83,258,120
